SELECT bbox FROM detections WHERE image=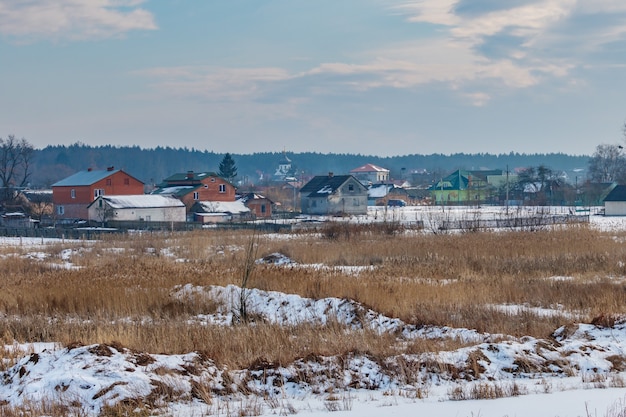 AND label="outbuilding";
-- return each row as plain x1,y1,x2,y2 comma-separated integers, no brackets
603,185,626,216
